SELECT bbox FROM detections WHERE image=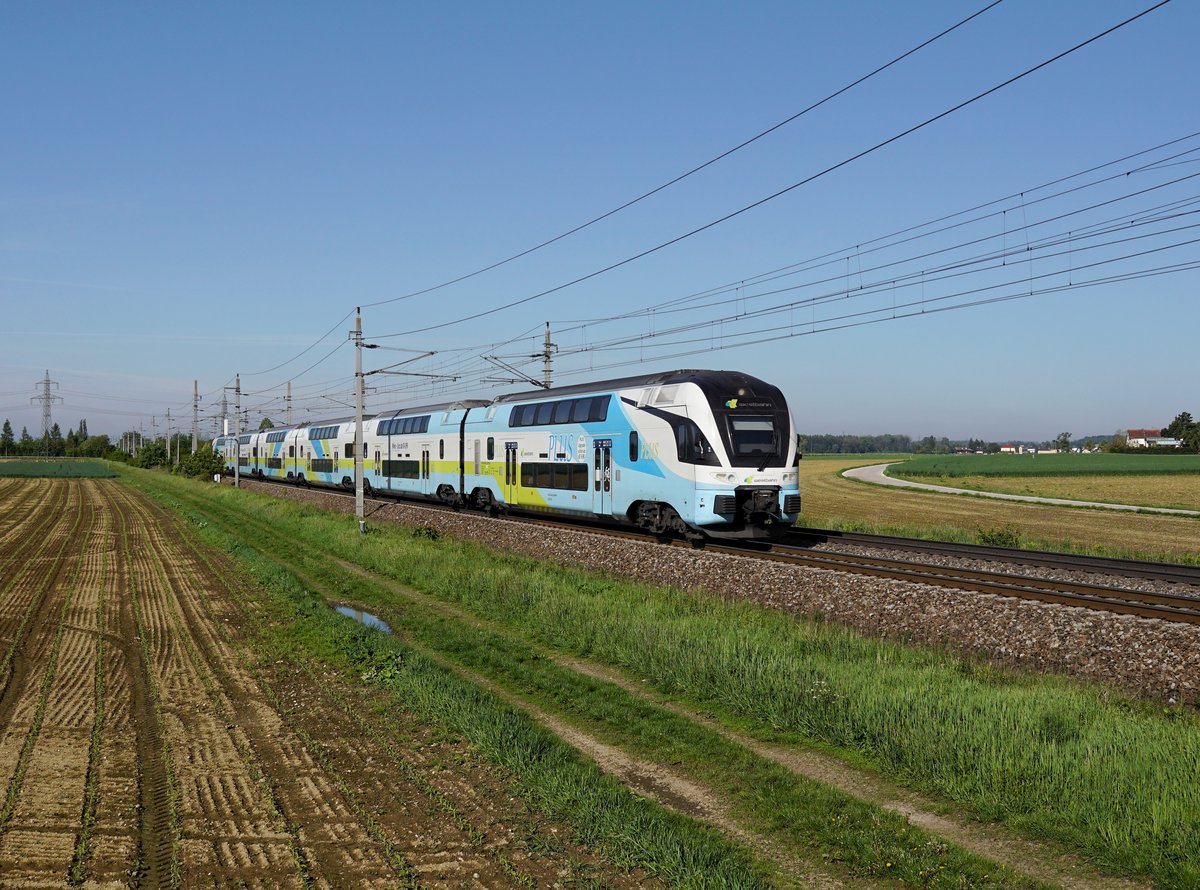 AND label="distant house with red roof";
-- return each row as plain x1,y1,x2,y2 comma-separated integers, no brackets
1126,428,1181,448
